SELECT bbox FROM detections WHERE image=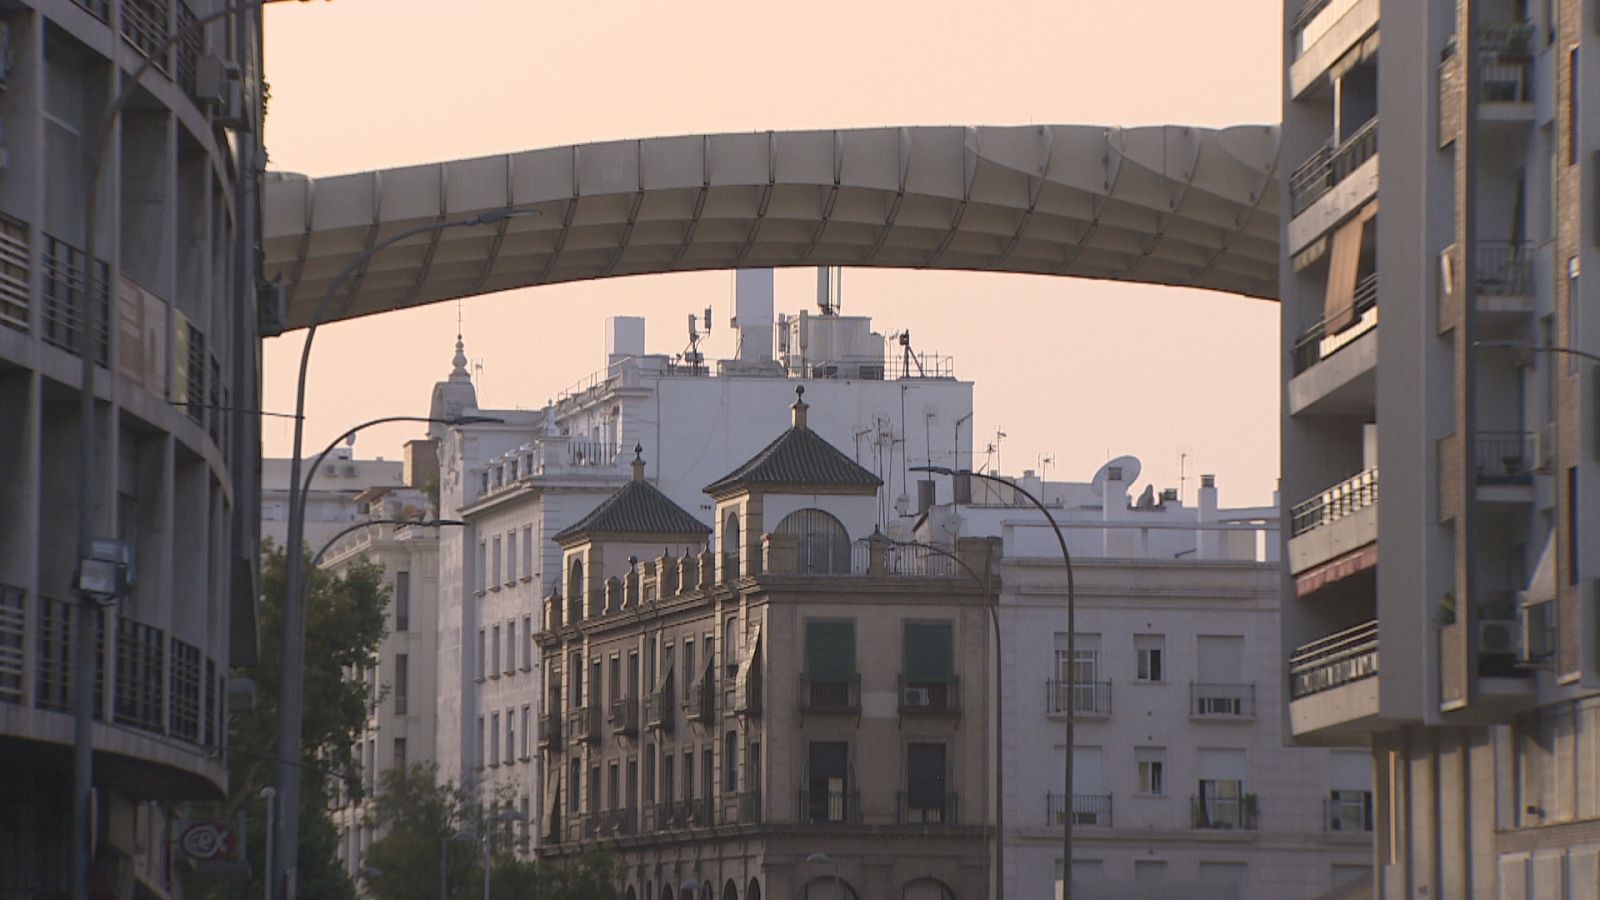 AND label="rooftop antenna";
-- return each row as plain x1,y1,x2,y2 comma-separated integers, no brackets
680,307,713,376
1178,446,1193,505
993,427,1007,475
1038,453,1054,478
